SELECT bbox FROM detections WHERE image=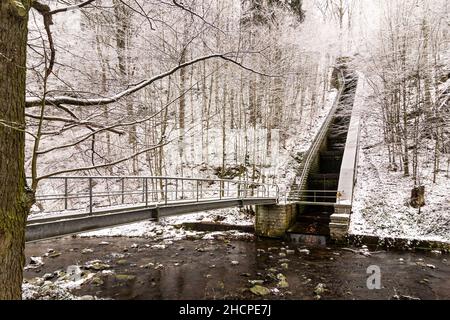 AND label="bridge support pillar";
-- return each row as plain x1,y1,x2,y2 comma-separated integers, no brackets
255,204,296,238
330,204,352,242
